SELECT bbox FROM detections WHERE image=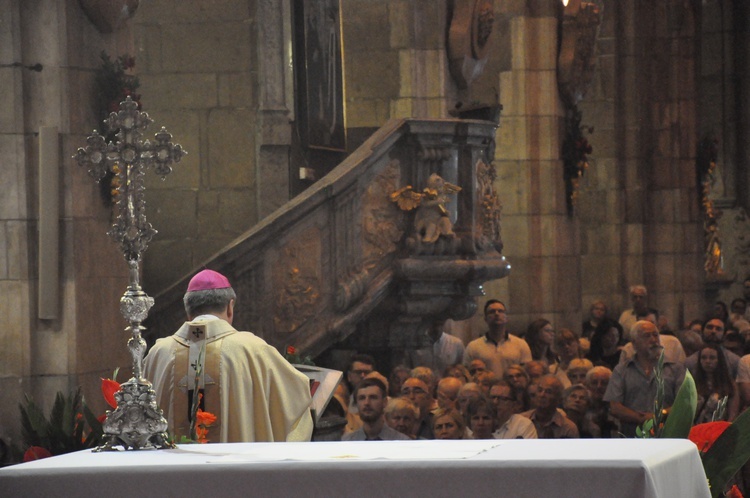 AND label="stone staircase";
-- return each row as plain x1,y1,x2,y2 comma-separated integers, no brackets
144,118,510,361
